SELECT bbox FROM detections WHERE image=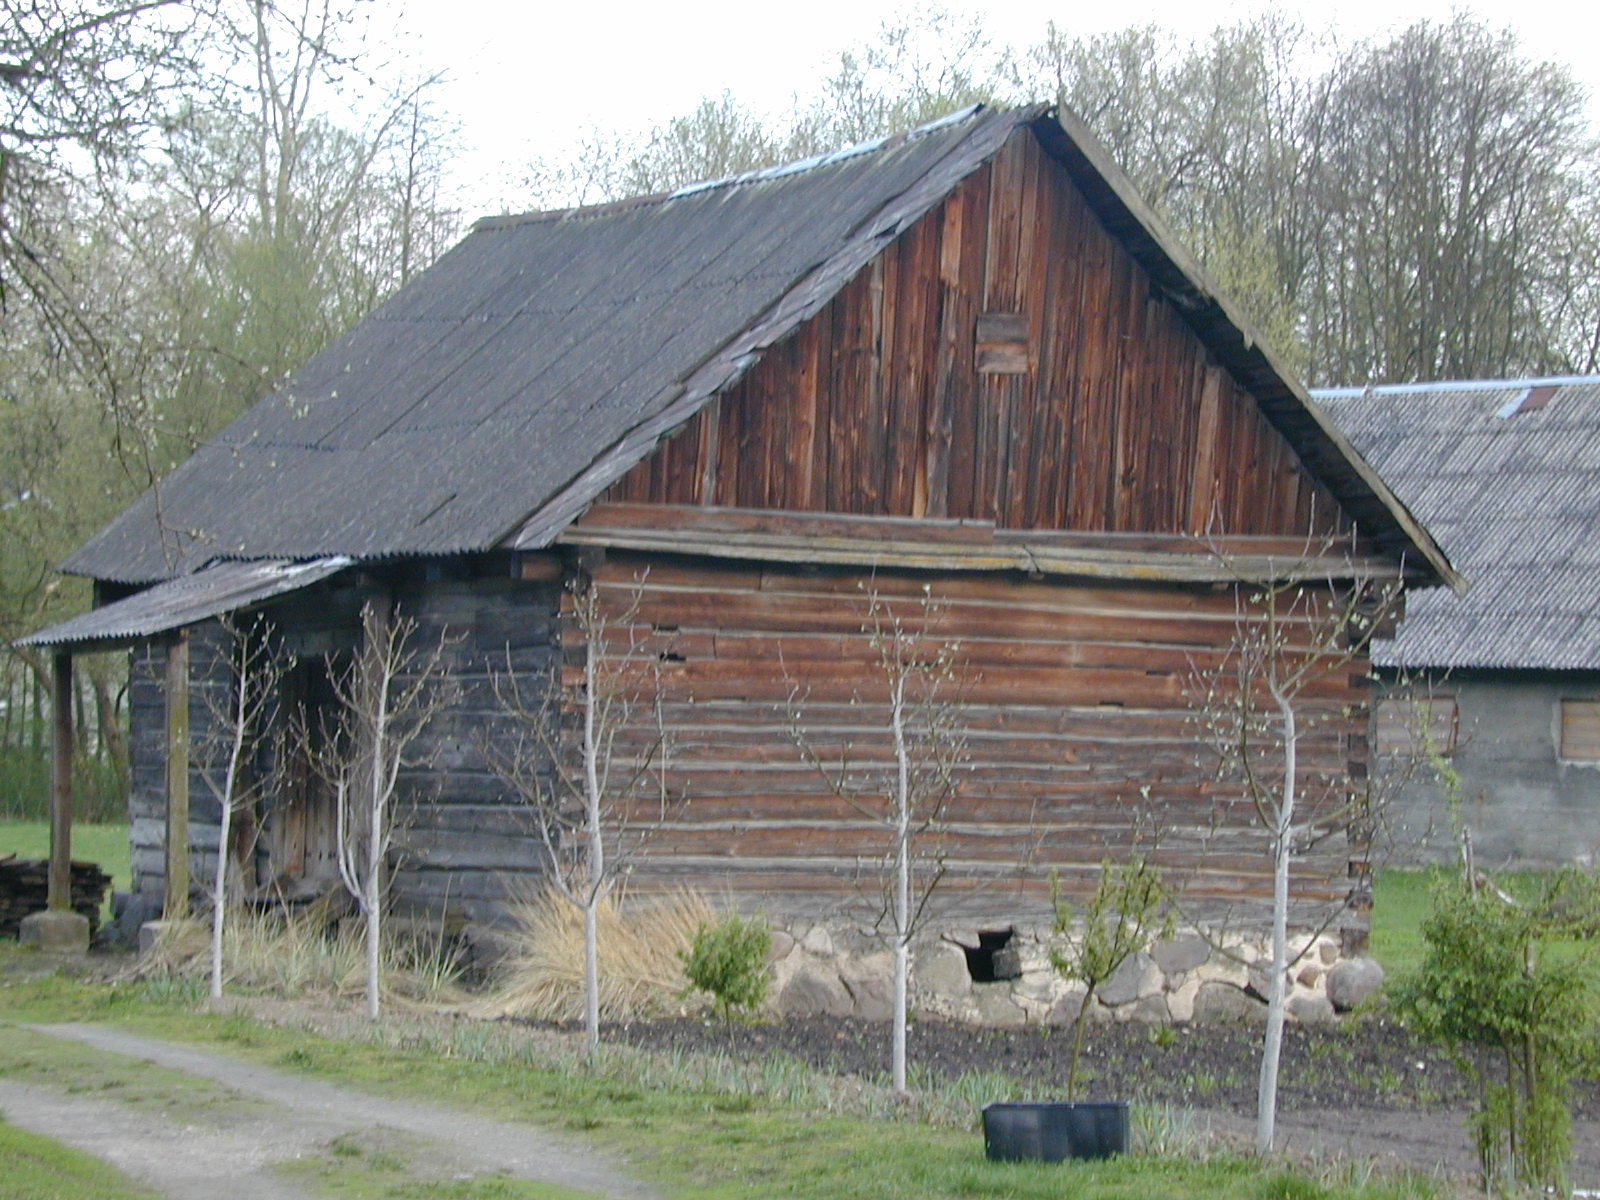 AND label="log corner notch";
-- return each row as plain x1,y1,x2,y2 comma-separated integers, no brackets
17,649,90,953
